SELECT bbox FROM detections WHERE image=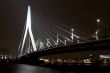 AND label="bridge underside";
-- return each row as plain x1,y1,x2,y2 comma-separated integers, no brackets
41,49,110,59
